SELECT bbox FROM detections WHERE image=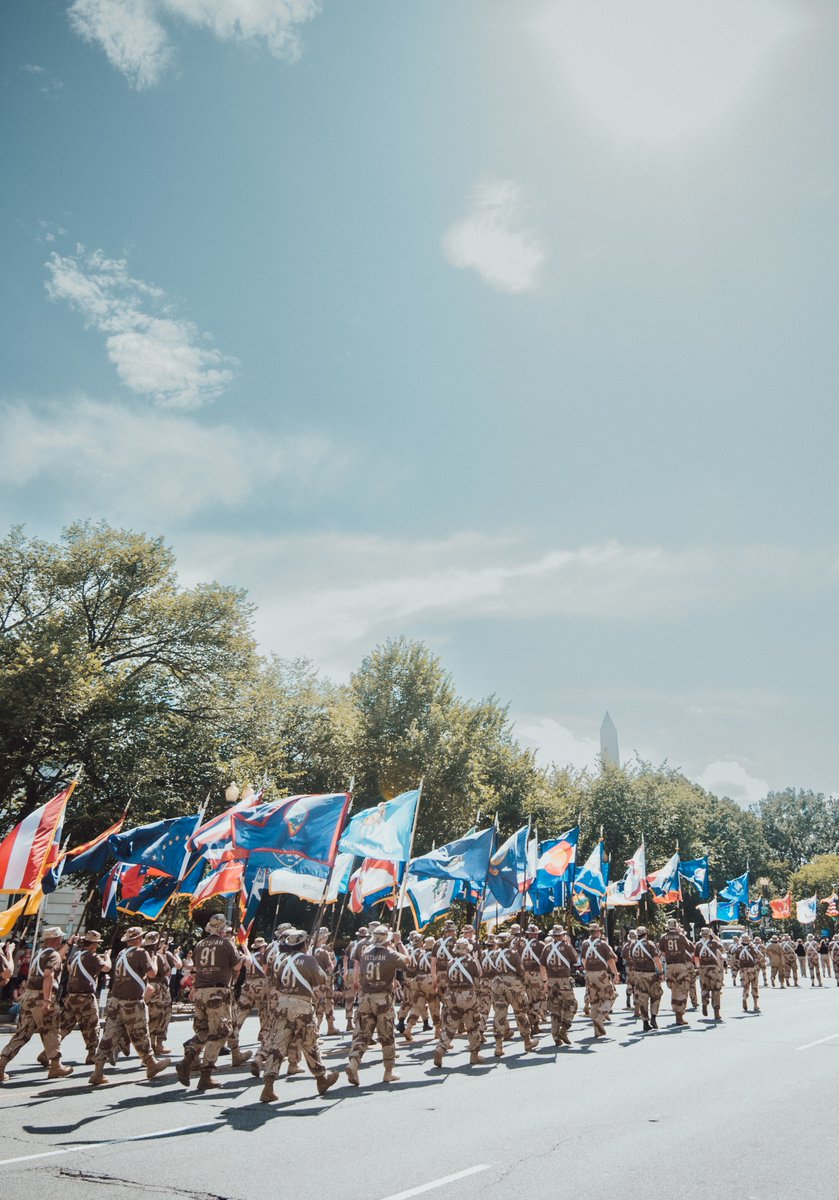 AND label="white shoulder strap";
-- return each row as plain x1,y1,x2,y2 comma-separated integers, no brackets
281,952,313,994
117,948,147,992
71,948,97,989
